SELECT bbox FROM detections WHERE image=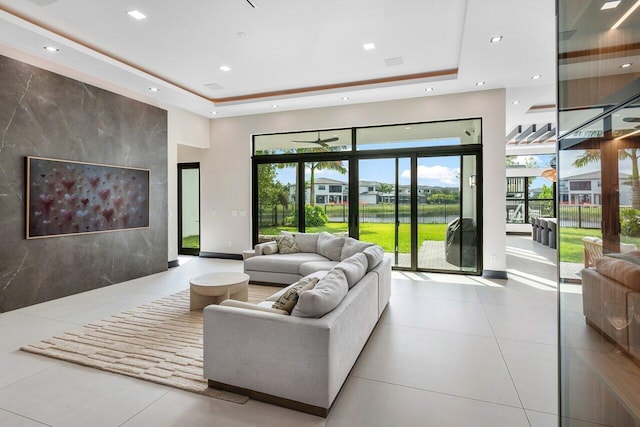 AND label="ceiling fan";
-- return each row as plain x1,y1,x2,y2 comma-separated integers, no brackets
292,132,339,148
